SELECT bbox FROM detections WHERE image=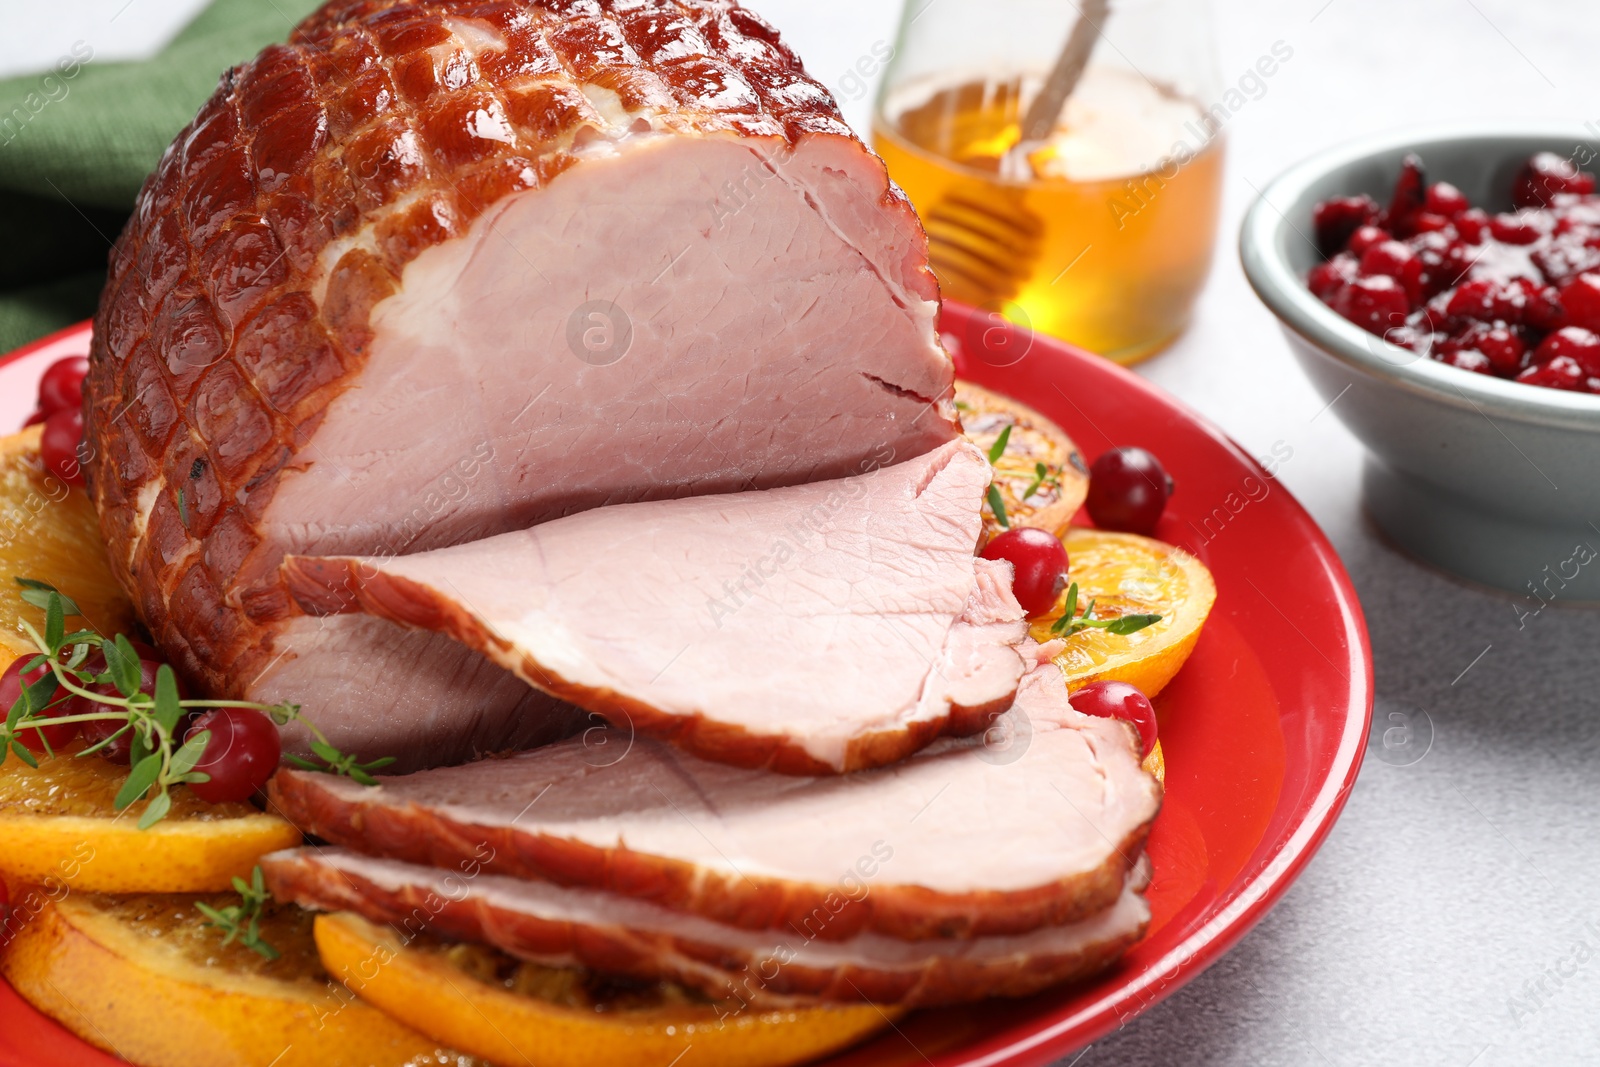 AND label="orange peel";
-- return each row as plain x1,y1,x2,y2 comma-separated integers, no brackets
315,910,901,1067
